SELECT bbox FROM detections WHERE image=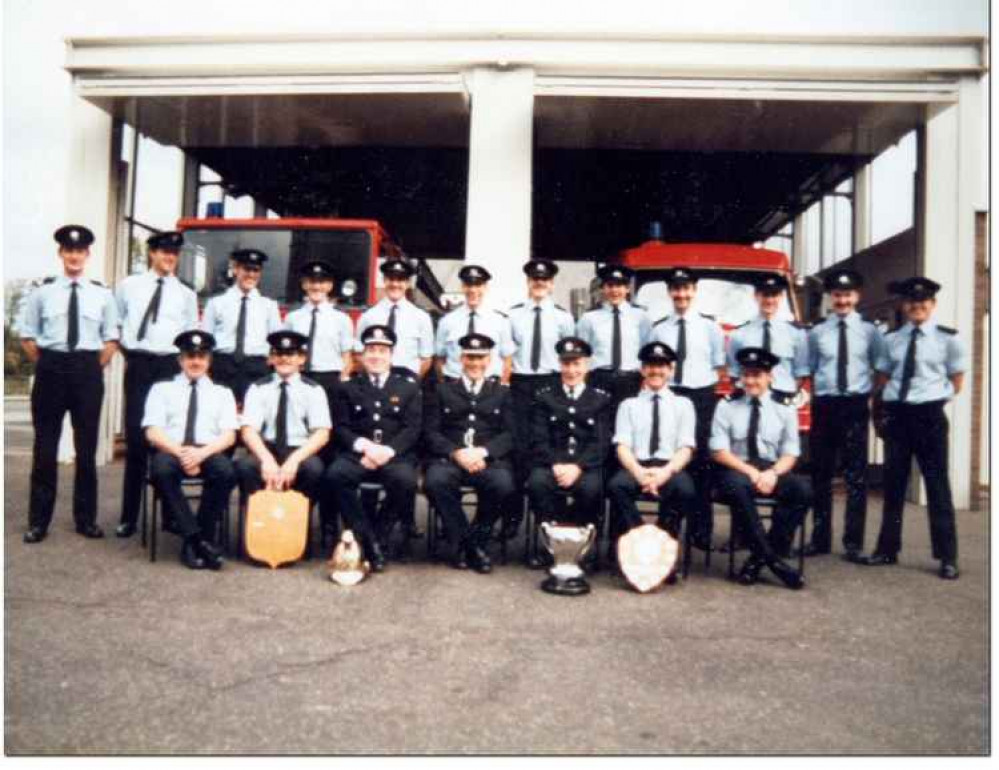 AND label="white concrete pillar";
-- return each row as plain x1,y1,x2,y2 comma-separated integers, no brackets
63,94,119,465
791,212,808,276
464,67,535,310
919,75,983,509
852,164,873,253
